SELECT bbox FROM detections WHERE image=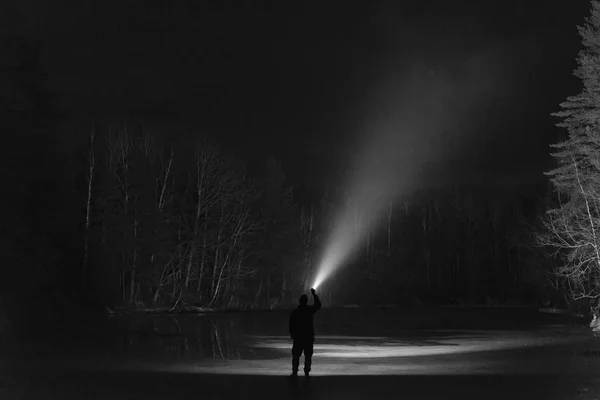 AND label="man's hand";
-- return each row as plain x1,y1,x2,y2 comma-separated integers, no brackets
310,288,315,295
